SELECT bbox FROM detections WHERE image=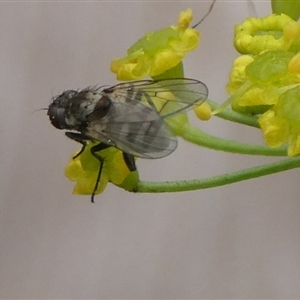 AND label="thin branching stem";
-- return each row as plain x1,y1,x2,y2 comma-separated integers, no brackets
135,155,300,193
207,99,260,128
181,125,287,156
